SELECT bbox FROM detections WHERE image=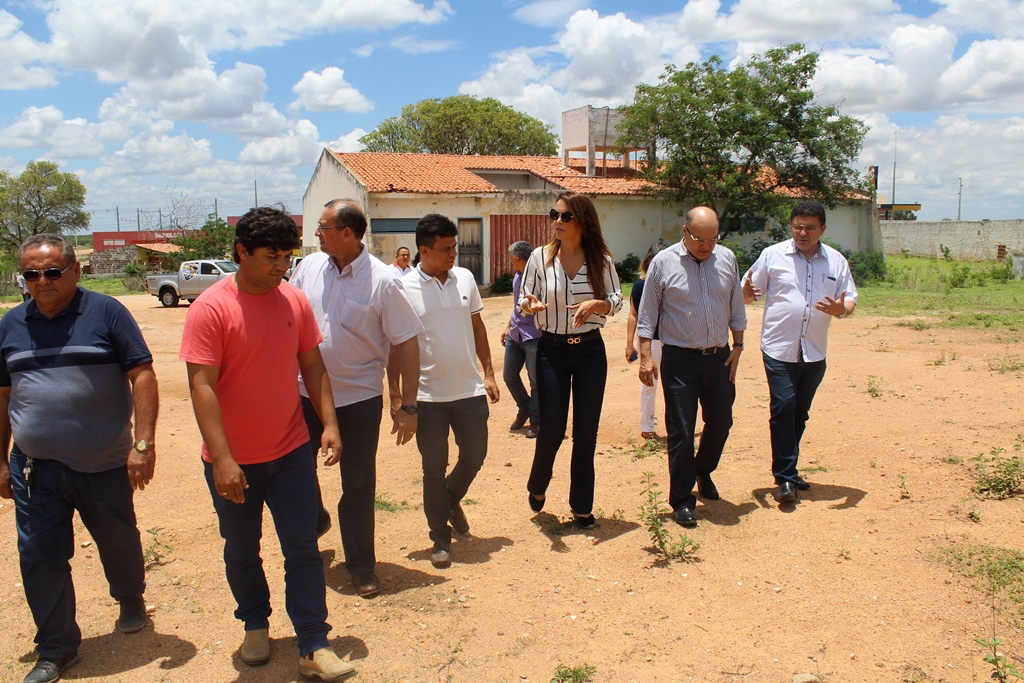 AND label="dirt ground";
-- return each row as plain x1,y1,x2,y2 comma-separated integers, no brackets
1,290,1022,683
